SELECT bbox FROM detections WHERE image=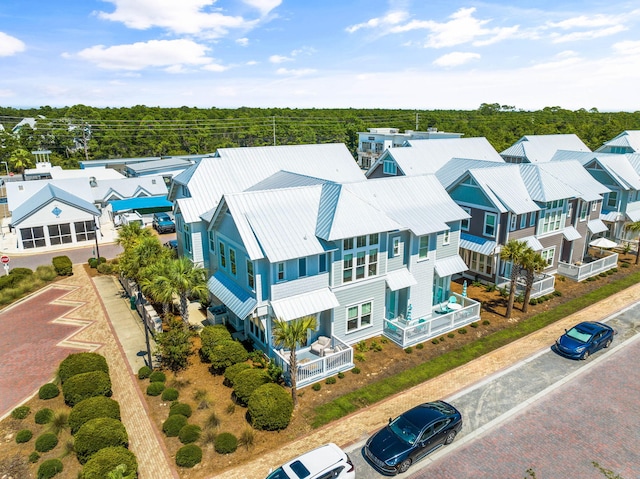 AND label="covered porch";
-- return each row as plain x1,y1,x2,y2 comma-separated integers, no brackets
557,251,619,281
382,293,481,348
